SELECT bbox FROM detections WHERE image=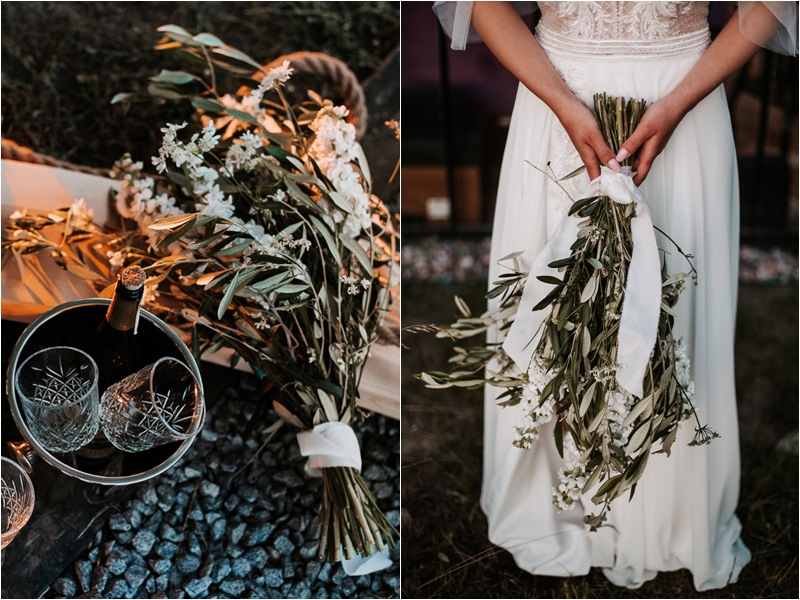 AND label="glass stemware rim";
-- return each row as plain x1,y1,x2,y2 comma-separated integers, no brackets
147,357,205,439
